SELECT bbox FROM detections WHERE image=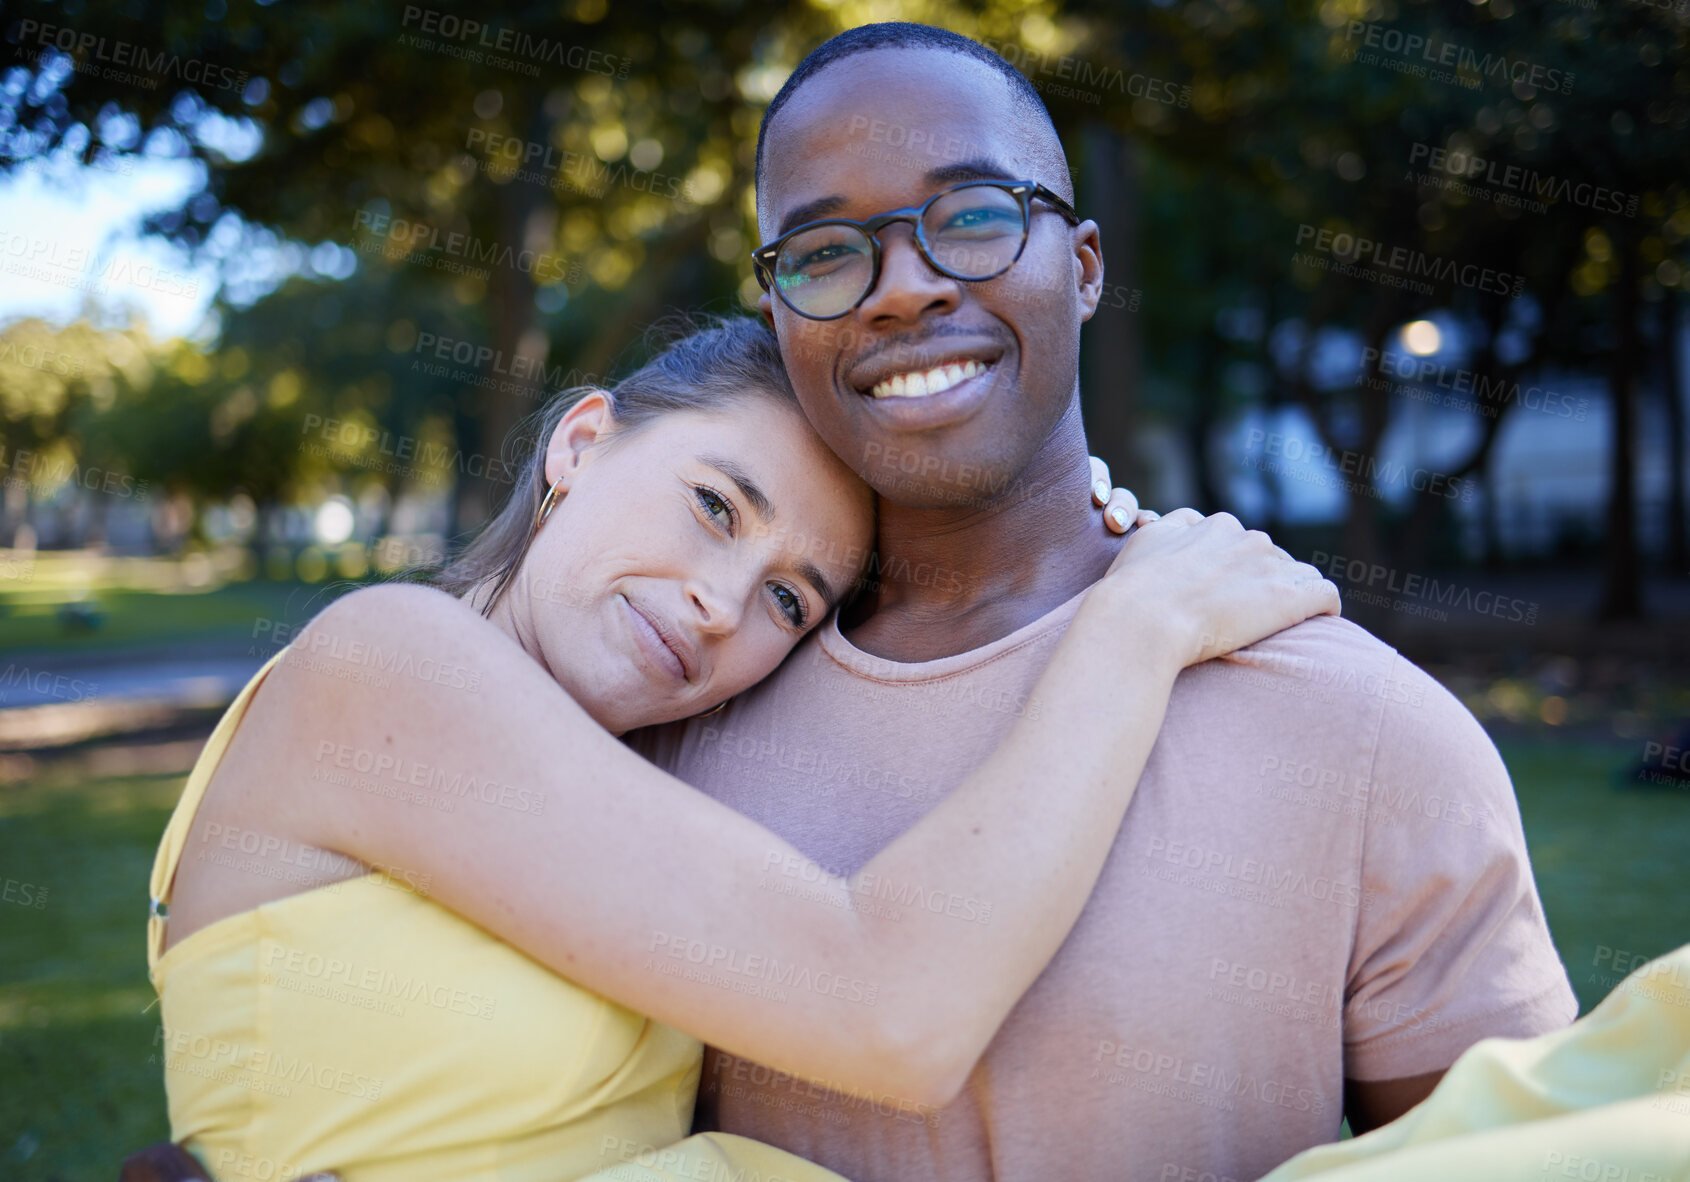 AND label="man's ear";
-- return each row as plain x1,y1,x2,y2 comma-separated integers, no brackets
1074,219,1105,323
543,391,615,489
